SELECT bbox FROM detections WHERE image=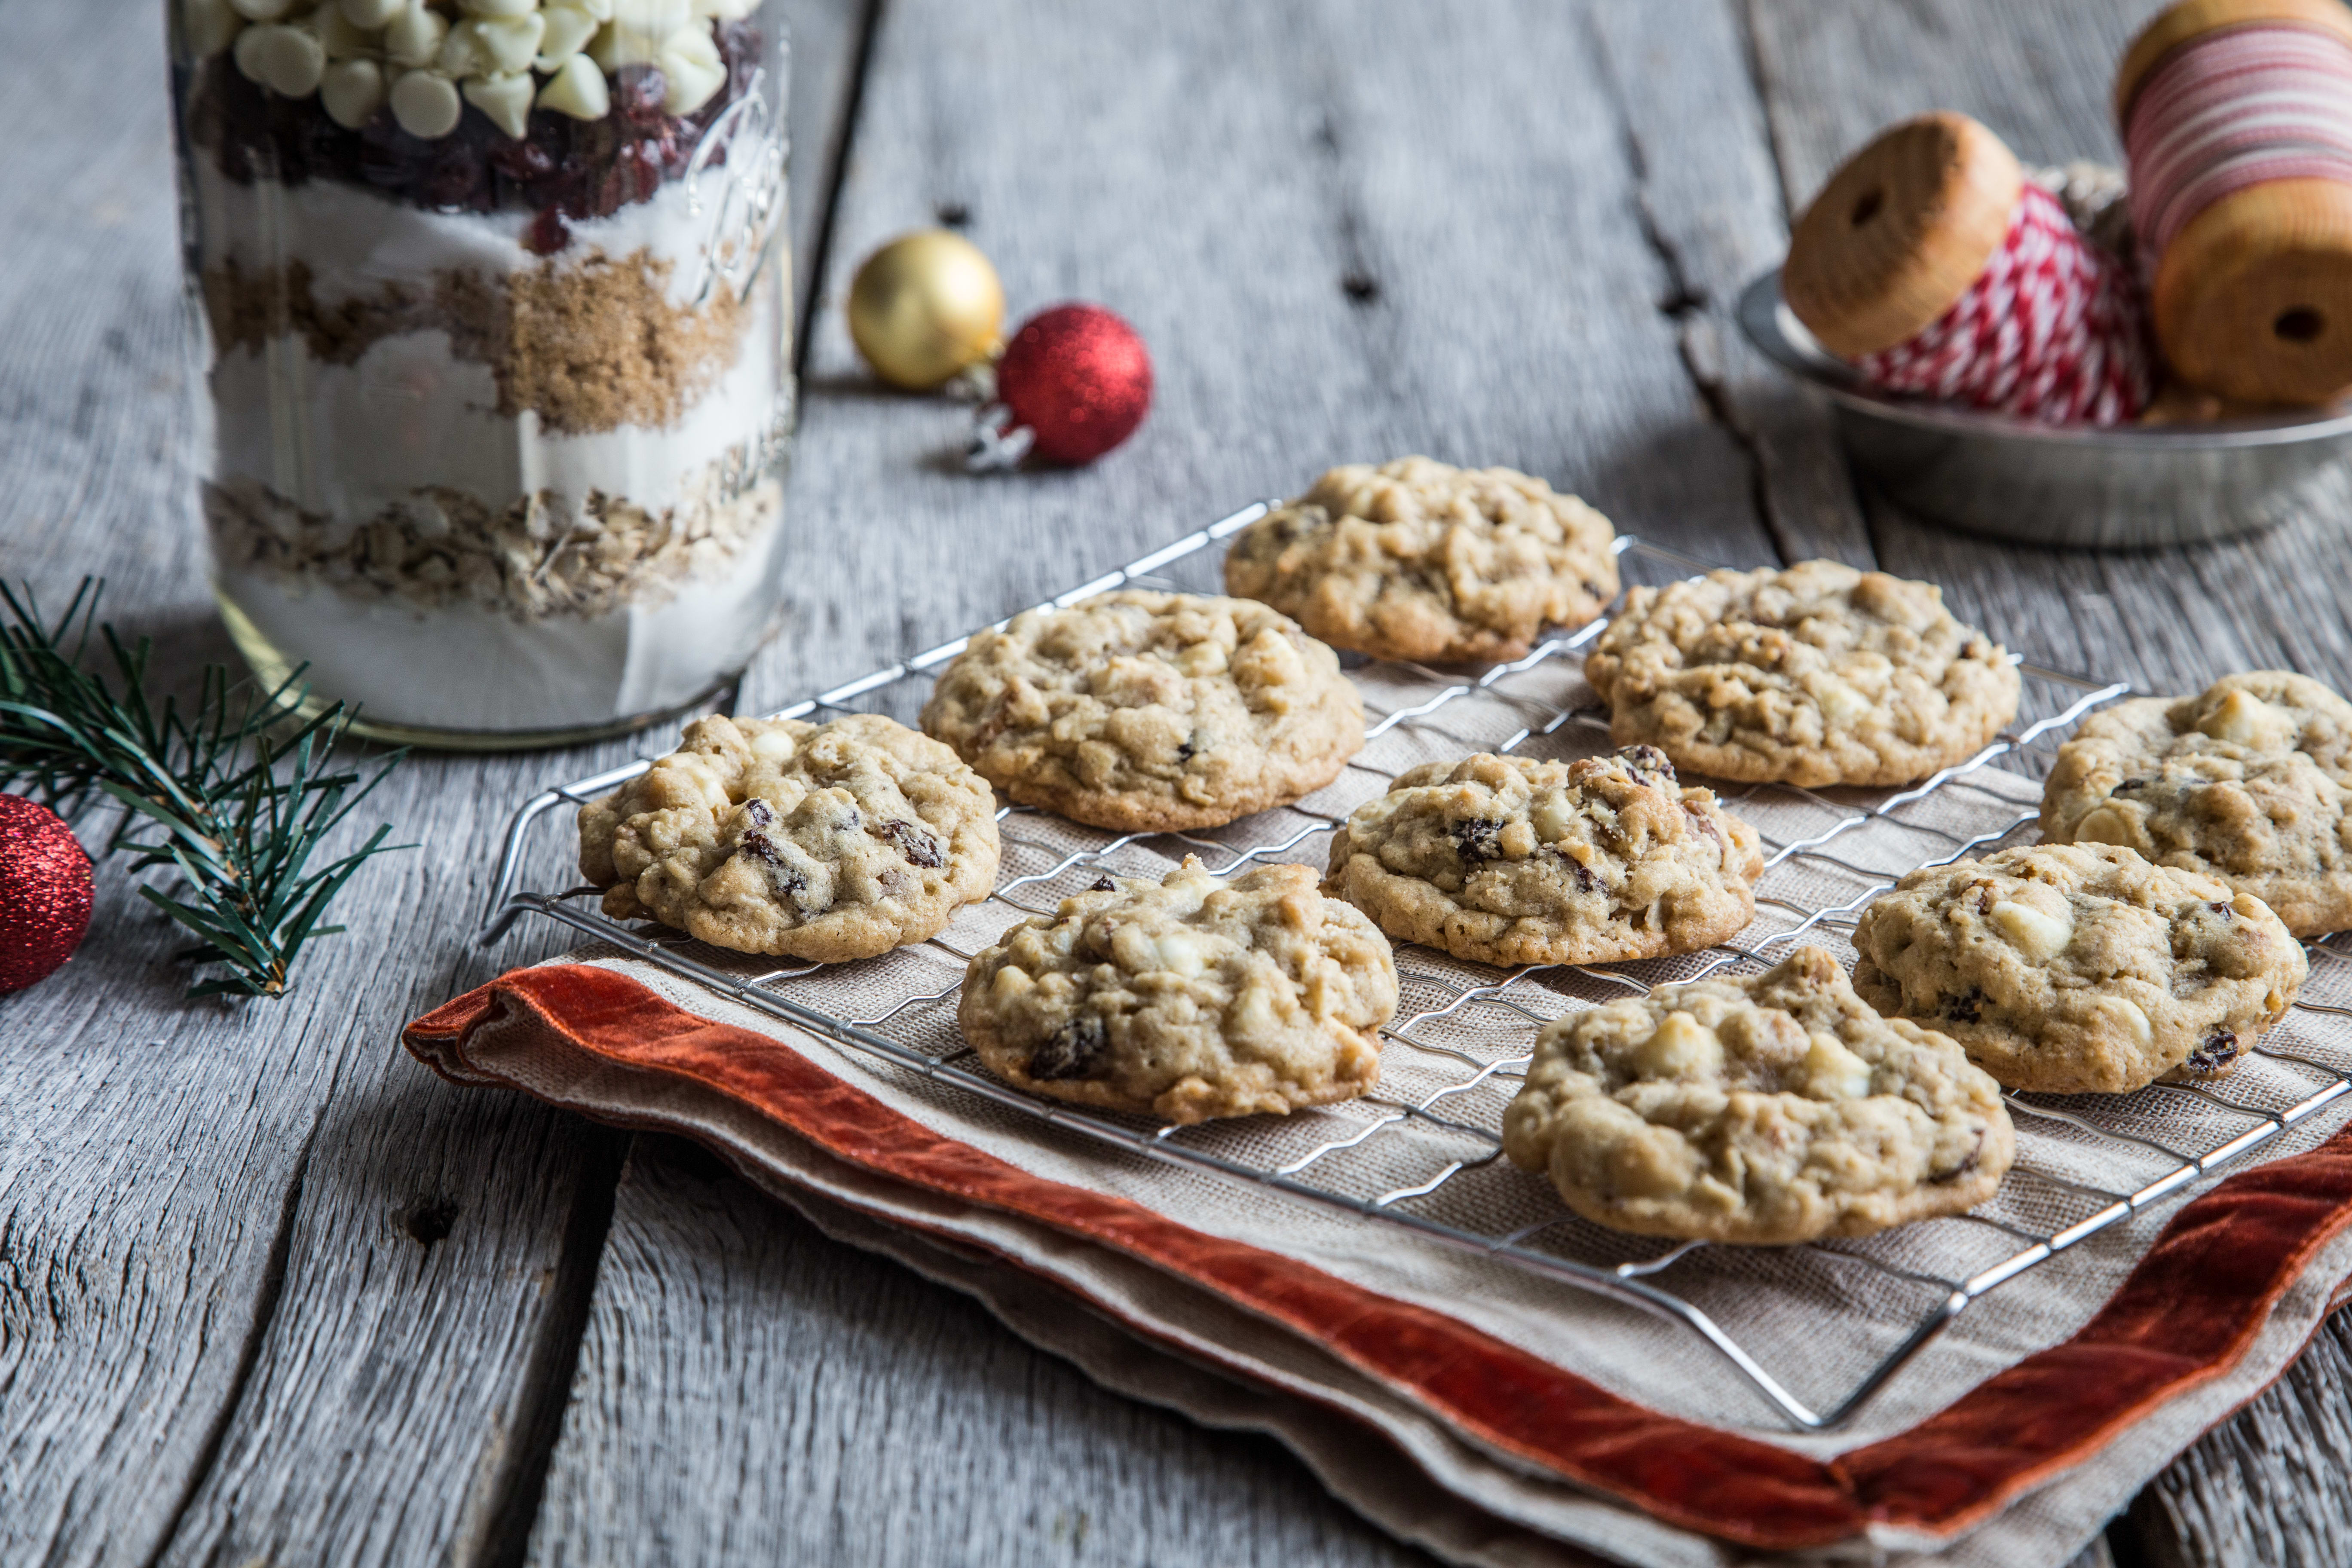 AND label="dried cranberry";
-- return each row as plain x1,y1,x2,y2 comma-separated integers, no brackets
1449,818,1506,863
421,143,488,211
879,820,944,869
491,137,557,184
1090,876,1117,892
615,65,671,130
1028,1016,1109,1081
520,207,569,255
